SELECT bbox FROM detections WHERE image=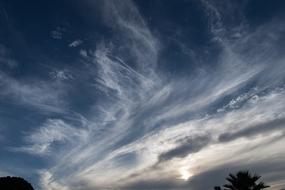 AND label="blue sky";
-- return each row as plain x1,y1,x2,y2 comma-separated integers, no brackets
0,0,285,189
